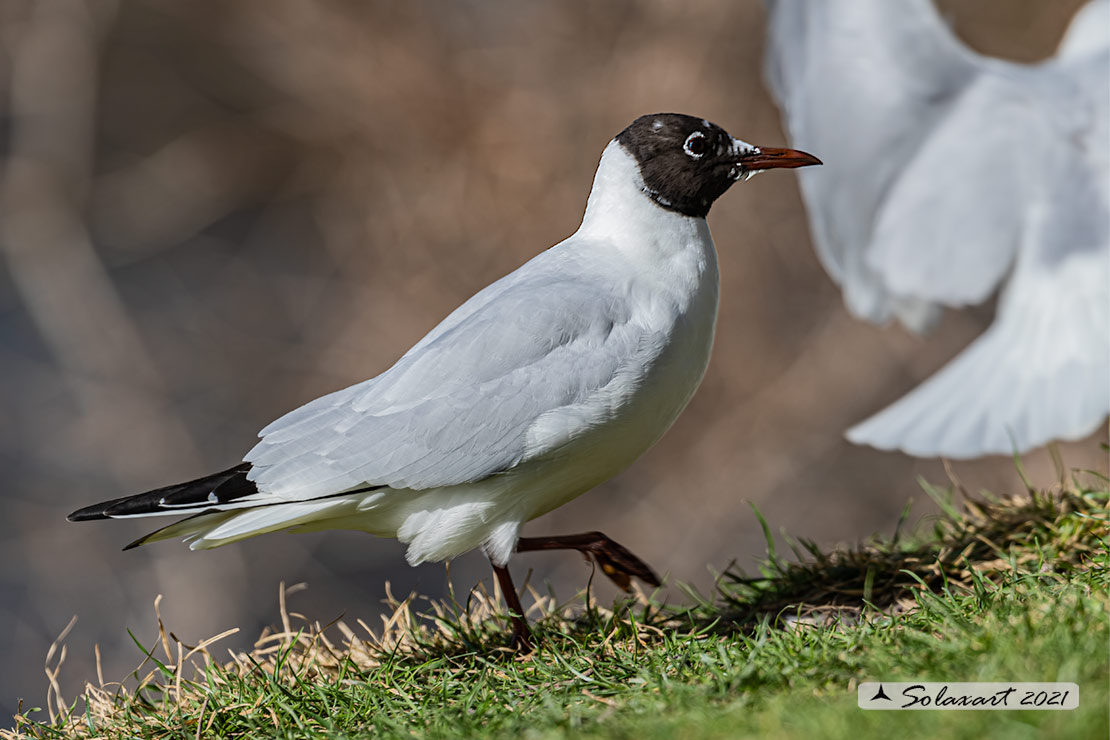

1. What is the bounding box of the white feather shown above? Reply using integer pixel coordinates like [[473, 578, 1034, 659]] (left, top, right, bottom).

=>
[[187, 499, 358, 549], [765, 0, 1110, 457], [175, 141, 721, 564]]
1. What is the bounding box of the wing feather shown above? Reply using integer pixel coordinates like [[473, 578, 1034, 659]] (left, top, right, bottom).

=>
[[848, 140, 1109, 457], [764, 0, 982, 328], [766, 0, 1110, 455], [245, 249, 652, 499]]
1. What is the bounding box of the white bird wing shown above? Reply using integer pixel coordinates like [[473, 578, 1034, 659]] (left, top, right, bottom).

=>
[[764, 0, 990, 330], [867, 0, 1110, 315], [242, 246, 657, 500], [766, 0, 1110, 456], [847, 154, 1110, 457], [763, 0, 1109, 329], [1057, 0, 1110, 60], [864, 67, 1036, 310]]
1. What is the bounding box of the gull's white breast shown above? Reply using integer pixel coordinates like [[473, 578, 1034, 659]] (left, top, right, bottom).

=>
[[184, 142, 722, 566], [379, 143, 721, 565]]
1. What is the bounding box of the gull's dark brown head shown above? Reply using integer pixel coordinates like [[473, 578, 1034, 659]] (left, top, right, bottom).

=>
[[615, 113, 821, 218]]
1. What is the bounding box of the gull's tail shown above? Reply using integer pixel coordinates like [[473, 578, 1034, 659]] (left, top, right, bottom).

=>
[[67, 463, 258, 521], [68, 462, 384, 550], [120, 498, 360, 551]]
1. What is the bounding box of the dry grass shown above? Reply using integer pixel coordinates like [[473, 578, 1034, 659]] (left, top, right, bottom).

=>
[[15, 572, 672, 737], [716, 471, 1107, 625], [6, 473, 1106, 739]]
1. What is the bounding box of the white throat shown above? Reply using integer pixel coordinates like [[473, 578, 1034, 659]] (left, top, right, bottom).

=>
[[572, 140, 720, 318], [577, 141, 707, 251]]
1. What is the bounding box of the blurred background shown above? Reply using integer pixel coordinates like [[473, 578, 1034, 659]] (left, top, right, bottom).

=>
[[0, 0, 1103, 717]]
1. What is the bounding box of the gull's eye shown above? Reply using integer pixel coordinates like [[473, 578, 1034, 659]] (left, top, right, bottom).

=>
[[684, 132, 708, 159]]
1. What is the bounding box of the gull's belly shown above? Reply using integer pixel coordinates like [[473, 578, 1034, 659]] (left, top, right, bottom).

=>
[[510, 278, 720, 522], [346, 272, 720, 566]]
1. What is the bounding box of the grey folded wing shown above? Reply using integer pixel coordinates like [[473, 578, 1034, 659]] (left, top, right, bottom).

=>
[[244, 270, 655, 500]]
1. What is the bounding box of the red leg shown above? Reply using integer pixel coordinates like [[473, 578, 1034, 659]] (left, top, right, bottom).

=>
[[492, 563, 534, 652], [515, 531, 661, 591]]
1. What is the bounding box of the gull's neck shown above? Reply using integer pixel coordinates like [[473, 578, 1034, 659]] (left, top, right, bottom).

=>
[[576, 141, 711, 256], [572, 141, 719, 319]]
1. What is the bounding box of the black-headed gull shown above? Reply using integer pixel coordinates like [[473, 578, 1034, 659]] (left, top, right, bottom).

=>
[[69, 114, 820, 647]]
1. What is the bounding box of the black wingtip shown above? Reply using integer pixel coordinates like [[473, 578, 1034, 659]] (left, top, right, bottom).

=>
[[122, 536, 146, 551], [68, 489, 155, 521], [66, 463, 254, 524], [67, 505, 110, 522]]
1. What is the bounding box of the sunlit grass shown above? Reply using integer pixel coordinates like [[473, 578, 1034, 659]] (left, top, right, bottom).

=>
[[6, 473, 1107, 740]]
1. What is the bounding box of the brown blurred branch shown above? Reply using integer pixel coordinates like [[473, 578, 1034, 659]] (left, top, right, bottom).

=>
[[89, 122, 295, 257], [0, 0, 201, 483]]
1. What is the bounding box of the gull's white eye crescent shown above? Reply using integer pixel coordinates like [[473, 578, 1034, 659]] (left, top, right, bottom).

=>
[[683, 131, 707, 159]]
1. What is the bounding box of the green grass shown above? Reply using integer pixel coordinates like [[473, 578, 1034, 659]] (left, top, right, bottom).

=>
[[7, 474, 1108, 740]]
